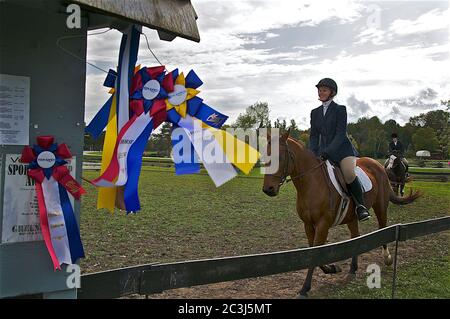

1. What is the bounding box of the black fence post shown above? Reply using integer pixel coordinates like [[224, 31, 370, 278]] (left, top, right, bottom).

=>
[[391, 225, 401, 299]]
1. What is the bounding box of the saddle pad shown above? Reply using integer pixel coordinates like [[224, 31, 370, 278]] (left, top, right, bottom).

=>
[[326, 160, 373, 196]]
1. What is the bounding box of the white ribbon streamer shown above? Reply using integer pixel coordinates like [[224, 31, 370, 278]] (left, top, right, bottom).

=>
[[116, 114, 153, 186], [41, 177, 71, 266], [178, 115, 237, 187]]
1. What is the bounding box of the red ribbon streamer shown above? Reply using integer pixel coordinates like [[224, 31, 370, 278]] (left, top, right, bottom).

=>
[[21, 136, 86, 270]]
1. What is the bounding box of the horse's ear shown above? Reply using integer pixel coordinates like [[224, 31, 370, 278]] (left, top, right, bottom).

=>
[[267, 129, 272, 141], [281, 128, 290, 142]]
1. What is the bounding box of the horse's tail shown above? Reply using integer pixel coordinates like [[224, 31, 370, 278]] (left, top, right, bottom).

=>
[[389, 184, 422, 205]]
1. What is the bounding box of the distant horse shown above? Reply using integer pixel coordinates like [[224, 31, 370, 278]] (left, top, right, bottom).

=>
[[385, 151, 408, 196], [262, 131, 421, 298]]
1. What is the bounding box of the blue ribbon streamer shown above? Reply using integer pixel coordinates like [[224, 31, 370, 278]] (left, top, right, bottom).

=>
[[115, 25, 140, 124], [58, 184, 85, 263], [193, 103, 228, 129], [185, 70, 203, 89], [123, 120, 154, 213], [103, 69, 117, 88], [85, 95, 113, 139], [171, 123, 200, 175]]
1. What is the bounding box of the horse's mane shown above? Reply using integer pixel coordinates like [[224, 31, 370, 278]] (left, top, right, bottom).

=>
[[288, 136, 305, 147], [287, 136, 319, 160]]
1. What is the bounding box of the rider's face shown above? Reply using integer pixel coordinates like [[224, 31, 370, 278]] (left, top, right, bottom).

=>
[[318, 87, 332, 102]]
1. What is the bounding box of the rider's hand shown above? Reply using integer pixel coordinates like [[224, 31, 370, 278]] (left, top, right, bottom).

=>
[[320, 152, 329, 161]]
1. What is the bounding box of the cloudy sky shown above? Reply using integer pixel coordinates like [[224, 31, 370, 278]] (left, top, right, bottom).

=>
[[85, 0, 449, 129]]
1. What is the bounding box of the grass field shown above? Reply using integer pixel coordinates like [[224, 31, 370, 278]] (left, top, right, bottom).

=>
[[80, 168, 449, 298]]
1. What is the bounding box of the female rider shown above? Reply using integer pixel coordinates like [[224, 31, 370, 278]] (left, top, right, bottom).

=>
[[309, 78, 370, 221]]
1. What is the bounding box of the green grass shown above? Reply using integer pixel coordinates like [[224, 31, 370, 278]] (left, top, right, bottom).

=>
[[310, 238, 449, 299], [79, 169, 449, 298], [409, 167, 450, 173]]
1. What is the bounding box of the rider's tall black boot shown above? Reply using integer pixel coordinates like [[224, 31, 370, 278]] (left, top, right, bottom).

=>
[[347, 177, 371, 221]]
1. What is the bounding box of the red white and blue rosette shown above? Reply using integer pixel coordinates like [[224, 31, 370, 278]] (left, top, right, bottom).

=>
[[20, 136, 85, 270]]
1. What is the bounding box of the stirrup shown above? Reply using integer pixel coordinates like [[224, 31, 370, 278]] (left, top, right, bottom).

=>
[[356, 205, 370, 221]]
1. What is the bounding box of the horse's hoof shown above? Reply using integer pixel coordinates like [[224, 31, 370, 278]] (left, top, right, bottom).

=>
[[333, 265, 342, 273], [296, 293, 308, 299], [321, 264, 342, 274], [384, 255, 393, 266]]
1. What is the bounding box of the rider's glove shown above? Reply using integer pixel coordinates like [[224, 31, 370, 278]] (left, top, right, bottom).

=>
[[320, 152, 329, 161]]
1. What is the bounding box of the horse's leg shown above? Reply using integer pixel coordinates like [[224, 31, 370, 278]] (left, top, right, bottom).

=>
[[373, 197, 393, 266], [298, 223, 315, 297], [299, 221, 330, 297], [347, 218, 360, 274], [400, 181, 405, 197]]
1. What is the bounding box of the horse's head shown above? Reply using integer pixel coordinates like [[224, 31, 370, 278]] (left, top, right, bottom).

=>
[[387, 151, 402, 170], [262, 129, 292, 197]]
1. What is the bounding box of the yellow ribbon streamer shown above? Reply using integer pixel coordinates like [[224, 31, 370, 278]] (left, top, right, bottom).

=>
[[204, 122, 260, 174], [97, 94, 118, 212]]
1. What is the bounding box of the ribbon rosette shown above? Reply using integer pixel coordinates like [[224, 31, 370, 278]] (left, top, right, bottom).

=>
[[21, 136, 85, 270], [165, 70, 260, 186], [88, 66, 175, 213], [129, 65, 174, 128]]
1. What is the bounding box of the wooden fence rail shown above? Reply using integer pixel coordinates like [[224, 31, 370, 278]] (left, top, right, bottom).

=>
[[78, 216, 450, 299]]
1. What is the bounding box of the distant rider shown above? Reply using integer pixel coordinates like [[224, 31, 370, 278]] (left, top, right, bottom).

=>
[[386, 133, 409, 175]]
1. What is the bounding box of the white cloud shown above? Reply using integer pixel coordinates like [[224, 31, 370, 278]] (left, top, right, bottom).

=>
[[192, 0, 363, 34], [355, 7, 449, 46], [389, 8, 449, 36], [265, 32, 280, 39], [354, 26, 387, 45], [83, 1, 449, 130]]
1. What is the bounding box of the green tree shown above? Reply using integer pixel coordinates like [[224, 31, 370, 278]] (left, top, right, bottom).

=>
[[384, 119, 401, 137], [233, 101, 271, 129], [84, 132, 105, 151], [409, 110, 449, 158], [273, 118, 287, 130], [412, 127, 440, 153], [147, 122, 172, 156], [349, 116, 387, 157], [288, 119, 301, 140], [402, 123, 416, 157], [299, 132, 310, 147]]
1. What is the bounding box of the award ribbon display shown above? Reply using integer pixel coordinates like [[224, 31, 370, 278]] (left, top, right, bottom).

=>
[[21, 136, 85, 270], [86, 26, 260, 213]]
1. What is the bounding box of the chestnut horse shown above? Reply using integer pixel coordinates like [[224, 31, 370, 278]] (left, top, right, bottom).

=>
[[262, 131, 421, 298]]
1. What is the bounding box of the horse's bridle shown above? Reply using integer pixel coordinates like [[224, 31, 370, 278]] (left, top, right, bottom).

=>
[[268, 140, 325, 187]]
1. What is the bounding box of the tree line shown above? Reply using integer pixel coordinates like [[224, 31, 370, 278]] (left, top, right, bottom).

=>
[[84, 100, 450, 159]]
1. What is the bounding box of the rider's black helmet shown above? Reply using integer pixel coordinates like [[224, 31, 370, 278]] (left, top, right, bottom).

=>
[[316, 78, 338, 94], [391, 133, 398, 138]]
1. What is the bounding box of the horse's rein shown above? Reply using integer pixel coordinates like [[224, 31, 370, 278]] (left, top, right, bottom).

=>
[[269, 141, 325, 187], [269, 140, 334, 213]]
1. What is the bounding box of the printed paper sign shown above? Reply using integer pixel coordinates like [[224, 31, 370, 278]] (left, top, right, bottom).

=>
[[1, 154, 76, 244]]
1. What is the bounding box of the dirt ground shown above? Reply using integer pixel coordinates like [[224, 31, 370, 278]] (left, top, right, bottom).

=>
[[139, 235, 442, 299]]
